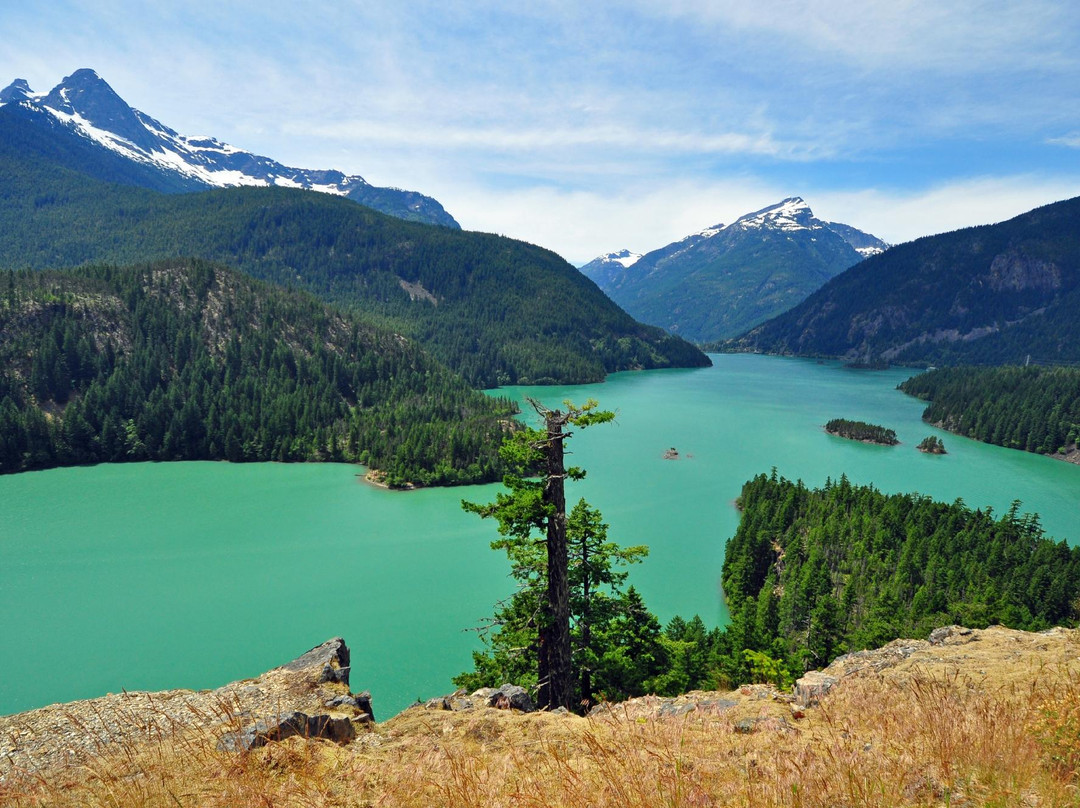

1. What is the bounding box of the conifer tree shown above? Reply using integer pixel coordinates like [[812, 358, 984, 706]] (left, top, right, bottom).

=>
[[462, 398, 615, 710]]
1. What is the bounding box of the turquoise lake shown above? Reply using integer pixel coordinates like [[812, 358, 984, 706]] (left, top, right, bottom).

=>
[[2, 354, 1078, 718]]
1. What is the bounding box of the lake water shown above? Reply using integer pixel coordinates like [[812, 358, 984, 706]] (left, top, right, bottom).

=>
[[2, 354, 1078, 718]]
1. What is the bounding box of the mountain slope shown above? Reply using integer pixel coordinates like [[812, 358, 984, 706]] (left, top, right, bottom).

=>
[[0, 144, 709, 387], [582, 198, 887, 343], [0, 69, 458, 227], [0, 260, 514, 485], [731, 195, 1080, 365]]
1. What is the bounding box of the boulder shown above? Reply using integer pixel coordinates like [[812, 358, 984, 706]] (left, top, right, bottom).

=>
[[793, 670, 838, 707], [280, 637, 351, 686], [218, 711, 357, 752], [324, 691, 374, 722], [487, 684, 535, 712], [928, 625, 974, 646]]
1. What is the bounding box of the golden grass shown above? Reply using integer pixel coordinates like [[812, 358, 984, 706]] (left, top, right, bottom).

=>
[[4, 646, 1079, 807]]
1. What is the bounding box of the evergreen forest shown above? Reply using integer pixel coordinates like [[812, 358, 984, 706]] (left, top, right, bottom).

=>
[[0, 130, 709, 388], [899, 365, 1080, 456], [0, 261, 516, 486], [719, 472, 1080, 676]]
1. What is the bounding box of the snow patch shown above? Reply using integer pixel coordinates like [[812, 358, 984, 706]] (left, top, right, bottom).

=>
[[727, 197, 818, 233]]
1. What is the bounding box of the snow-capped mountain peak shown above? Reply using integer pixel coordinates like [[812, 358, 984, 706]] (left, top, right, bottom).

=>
[[0, 68, 459, 228], [695, 224, 725, 239], [0, 78, 35, 104], [728, 197, 817, 232], [580, 249, 642, 270], [608, 249, 643, 268]]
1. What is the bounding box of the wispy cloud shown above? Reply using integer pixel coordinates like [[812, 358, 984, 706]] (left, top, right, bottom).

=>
[[1048, 133, 1080, 148], [2, 1, 1079, 261], [282, 119, 814, 161]]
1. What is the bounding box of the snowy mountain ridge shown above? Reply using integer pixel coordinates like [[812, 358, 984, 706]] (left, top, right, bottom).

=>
[[580, 197, 889, 343], [0, 69, 458, 228]]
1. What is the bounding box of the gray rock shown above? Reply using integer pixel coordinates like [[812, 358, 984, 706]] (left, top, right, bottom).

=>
[[320, 664, 351, 685], [280, 637, 351, 687], [793, 670, 838, 707], [323, 692, 374, 722], [218, 711, 357, 752], [733, 717, 761, 734], [488, 684, 535, 712], [928, 625, 973, 646], [734, 716, 792, 735], [658, 702, 695, 717]]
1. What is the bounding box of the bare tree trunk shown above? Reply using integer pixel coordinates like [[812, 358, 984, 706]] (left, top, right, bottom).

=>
[[537, 409, 571, 711], [579, 539, 591, 709]]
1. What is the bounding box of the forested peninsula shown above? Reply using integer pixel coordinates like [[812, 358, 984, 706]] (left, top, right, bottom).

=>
[[0, 261, 516, 485], [899, 365, 1080, 462], [720, 472, 1080, 674]]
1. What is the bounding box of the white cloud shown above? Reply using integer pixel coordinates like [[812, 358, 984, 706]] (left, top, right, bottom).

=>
[[282, 119, 809, 160], [436, 175, 1080, 266], [812, 176, 1080, 245], [439, 178, 800, 265], [1048, 133, 1080, 148]]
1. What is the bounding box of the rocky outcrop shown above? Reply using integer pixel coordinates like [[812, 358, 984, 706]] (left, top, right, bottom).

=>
[[0, 637, 372, 775], [218, 711, 358, 752], [986, 251, 1062, 292], [793, 671, 839, 707], [791, 624, 1070, 710]]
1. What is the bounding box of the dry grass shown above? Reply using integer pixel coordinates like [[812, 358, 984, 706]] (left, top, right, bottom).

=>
[[4, 631, 1079, 808]]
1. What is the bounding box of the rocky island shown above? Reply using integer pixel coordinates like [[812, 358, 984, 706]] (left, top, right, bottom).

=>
[[917, 435, 947, 454]]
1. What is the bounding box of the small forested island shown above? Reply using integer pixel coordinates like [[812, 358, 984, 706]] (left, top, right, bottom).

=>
[[916, 435, 947, 454], [824, 418, 899, 445], [899, 365, 1080, 462]]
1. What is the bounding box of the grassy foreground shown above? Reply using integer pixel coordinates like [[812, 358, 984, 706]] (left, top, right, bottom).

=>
[[2, 626, 1078, 807]]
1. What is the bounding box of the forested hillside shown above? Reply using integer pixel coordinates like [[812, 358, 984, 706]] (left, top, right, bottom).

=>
[[0, 139, 709, 387], [720, 472, 1080, 672], [0, 261, 516, 486], [730, 196, 1080, 365], [899, 365, 1080, 457]]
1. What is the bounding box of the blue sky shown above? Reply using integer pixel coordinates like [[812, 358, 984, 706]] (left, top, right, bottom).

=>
[[4, 0, 1080, 264]]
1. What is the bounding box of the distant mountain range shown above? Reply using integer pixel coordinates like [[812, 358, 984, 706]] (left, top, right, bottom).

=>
[[581, 198, 887, 343], [730, 195, 1080, 366], [0, 68, 458, 227]]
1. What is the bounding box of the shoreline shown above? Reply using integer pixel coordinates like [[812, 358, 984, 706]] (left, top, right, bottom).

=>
[[356, 469, 418, 491]]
